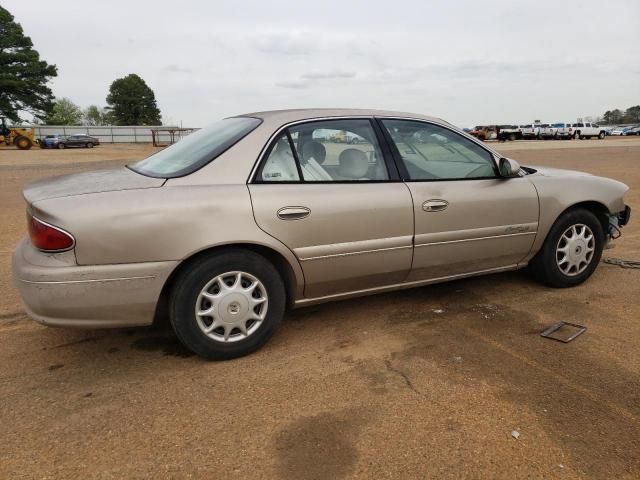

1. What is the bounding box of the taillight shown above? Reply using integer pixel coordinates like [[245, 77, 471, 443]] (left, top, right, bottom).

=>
[[27, 215, 74, 252]]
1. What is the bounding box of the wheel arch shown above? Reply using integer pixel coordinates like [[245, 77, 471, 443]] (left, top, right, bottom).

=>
[[559, 200, 610, 233], [153, 242, 301, 326]]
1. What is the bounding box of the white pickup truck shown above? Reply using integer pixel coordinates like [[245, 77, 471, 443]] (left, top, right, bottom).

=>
[[571, 122, 606, 139]]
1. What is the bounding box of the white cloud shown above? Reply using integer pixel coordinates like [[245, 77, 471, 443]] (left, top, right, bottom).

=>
[[4, 0, 640, 127]]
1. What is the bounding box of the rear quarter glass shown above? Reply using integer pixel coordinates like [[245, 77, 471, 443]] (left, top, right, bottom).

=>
[[130, 117, 262, 178]]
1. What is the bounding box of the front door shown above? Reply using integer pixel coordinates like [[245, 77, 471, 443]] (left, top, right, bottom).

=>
[[249, 118, 414, 298], [379, 118, 539, 281]]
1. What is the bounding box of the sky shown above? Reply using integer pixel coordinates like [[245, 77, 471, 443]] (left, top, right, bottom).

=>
[[5, 0, 640, 127]]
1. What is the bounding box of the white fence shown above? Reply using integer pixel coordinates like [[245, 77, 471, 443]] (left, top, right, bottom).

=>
[[33, 125, 195, 144]]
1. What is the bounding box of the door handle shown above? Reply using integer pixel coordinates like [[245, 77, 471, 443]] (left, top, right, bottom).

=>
[[277, 206, 310, 220], [422, 199, 449, 212]]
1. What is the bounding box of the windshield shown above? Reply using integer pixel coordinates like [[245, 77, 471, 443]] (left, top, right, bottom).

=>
[[130, 117, 262, 178]]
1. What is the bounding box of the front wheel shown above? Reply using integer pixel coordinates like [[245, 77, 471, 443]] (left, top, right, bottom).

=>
[[598, 132, 605, 139], [87, 142, 94, 148], [529, 209, 604, 288], [170, 249, 286, 360], [573, 131, 581, 140], [57, 143, 65, 149]]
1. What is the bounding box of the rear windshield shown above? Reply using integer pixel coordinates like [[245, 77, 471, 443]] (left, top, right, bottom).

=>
[[129, 117, 262, 178]]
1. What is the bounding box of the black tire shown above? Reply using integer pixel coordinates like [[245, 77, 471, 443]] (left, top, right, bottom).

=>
[[14, 135, 32, 150], [573, 131, 581, 140], [598, 132, 605, 139], [169, 249, 286, 360], [87, 142, 94, 148], [529, 209, 604, 288], [57, 143, 65, 149]]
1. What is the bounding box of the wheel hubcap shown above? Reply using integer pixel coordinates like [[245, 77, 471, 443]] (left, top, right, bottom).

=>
[[195, 271, 268, 343], [556, 224, 595, 276]]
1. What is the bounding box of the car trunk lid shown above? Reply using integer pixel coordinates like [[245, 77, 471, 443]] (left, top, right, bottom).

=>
[[23, 167, 165, 205]]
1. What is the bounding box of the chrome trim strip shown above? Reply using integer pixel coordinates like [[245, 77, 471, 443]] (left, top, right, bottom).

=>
[[415, 231, 536, 248], [299, 244, 412, 262], [20, 275, 155, 285], [294, 264, 518, 306]]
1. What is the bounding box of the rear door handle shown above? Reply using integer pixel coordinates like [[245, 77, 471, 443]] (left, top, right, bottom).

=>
[[277, 206, 310, 220], [422, 199, 449, 212]]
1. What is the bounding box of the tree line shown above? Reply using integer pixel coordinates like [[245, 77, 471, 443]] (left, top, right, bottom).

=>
[[0, 6, 162, 126], [598, 106, 640, 125]]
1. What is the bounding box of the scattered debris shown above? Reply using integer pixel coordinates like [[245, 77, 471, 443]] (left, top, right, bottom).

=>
[[603, 257, 640, 269], [47, 364, 64, 371], [511, 430, 520, 439], [452, 356, 463, 362], [541, 322, 587, 343], [433, 309, 444, 314]]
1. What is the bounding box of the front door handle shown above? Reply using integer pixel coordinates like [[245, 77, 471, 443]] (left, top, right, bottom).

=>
[[277, 206, 311, 220], [422, 199, 449, 212]]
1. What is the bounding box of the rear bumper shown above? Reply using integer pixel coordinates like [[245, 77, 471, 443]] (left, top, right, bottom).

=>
[[12, 237, 178, 328]]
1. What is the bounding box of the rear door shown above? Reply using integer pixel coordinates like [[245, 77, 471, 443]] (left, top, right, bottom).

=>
[[379, 118, 539, 281], [249, 118, 414, 298]]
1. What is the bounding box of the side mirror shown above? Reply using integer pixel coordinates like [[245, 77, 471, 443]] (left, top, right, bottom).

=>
[[498, 157, 521, 178]]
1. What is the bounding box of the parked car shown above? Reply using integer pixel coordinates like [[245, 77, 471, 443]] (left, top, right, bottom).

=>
[[571, 122, 606, 139], [40, 134, 66, 148], [469, 125, 498, 141], [41, 134, 100, 149], [624, 126, 640, 136], [59, 134, 100, 149], [520, 124, 542, 139], [549, 122, 574, 139], [497, 125, 523, 141], [13, 109, 631, 360]]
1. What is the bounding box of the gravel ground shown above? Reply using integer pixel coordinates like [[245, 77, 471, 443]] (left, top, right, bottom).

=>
[[1, 138, 639, 479]]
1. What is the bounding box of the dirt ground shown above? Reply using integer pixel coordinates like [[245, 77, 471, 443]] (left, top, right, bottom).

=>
[[1, 138, 639, 479]]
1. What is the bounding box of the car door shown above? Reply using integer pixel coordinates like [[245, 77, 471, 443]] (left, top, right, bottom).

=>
[[379, 118, 539, 281], [249, 118, 414, 298]]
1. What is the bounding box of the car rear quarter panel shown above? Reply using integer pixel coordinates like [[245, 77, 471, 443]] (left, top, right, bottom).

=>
[[30, 185, 305, 298], [524, 173, 628, 261]]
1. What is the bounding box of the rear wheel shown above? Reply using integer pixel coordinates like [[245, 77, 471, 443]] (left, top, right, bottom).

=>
[[57, 143, 65, 149], [170, 249, 286, 360], [529, 209, 604, 288], [14, 136, 32, 150]]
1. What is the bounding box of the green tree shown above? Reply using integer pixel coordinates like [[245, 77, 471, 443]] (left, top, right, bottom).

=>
[[45, 98, 83, 125], [83, 105, 108, 126], [623, 105, 640, 123], [106, 74, 162, 125], [0, 6, 57, 122]]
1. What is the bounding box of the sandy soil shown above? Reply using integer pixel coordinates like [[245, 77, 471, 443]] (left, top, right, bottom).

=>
[[1, 137, 639, 479]]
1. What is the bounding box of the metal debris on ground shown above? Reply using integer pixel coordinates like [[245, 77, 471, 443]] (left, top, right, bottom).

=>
[[603, 257, 640, 269], [540, 322, 587, 343], [511, 430, 520, 439]]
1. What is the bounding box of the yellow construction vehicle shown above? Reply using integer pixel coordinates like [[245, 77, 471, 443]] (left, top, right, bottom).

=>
[[0, 118, 38, 150]]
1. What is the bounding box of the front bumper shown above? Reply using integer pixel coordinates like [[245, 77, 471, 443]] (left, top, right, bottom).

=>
[[12, 237, 178, 328]]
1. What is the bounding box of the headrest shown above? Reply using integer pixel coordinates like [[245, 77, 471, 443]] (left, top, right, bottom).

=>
[[300, 141, 326, 164], [338, 148, 369, 179]]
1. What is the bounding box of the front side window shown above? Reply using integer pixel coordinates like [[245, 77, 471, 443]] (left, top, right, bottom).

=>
[[257, 119, 389, 182], [381, 119, 496, 181], [130, 117, 261, 178]]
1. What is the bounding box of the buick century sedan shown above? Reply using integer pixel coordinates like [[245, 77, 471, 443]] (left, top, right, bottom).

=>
[[13, 109, 631, 359]]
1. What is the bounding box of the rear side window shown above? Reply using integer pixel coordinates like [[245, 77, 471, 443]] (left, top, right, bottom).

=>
[[256, 119, 389, 182], [130, 117, 261, 178]]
